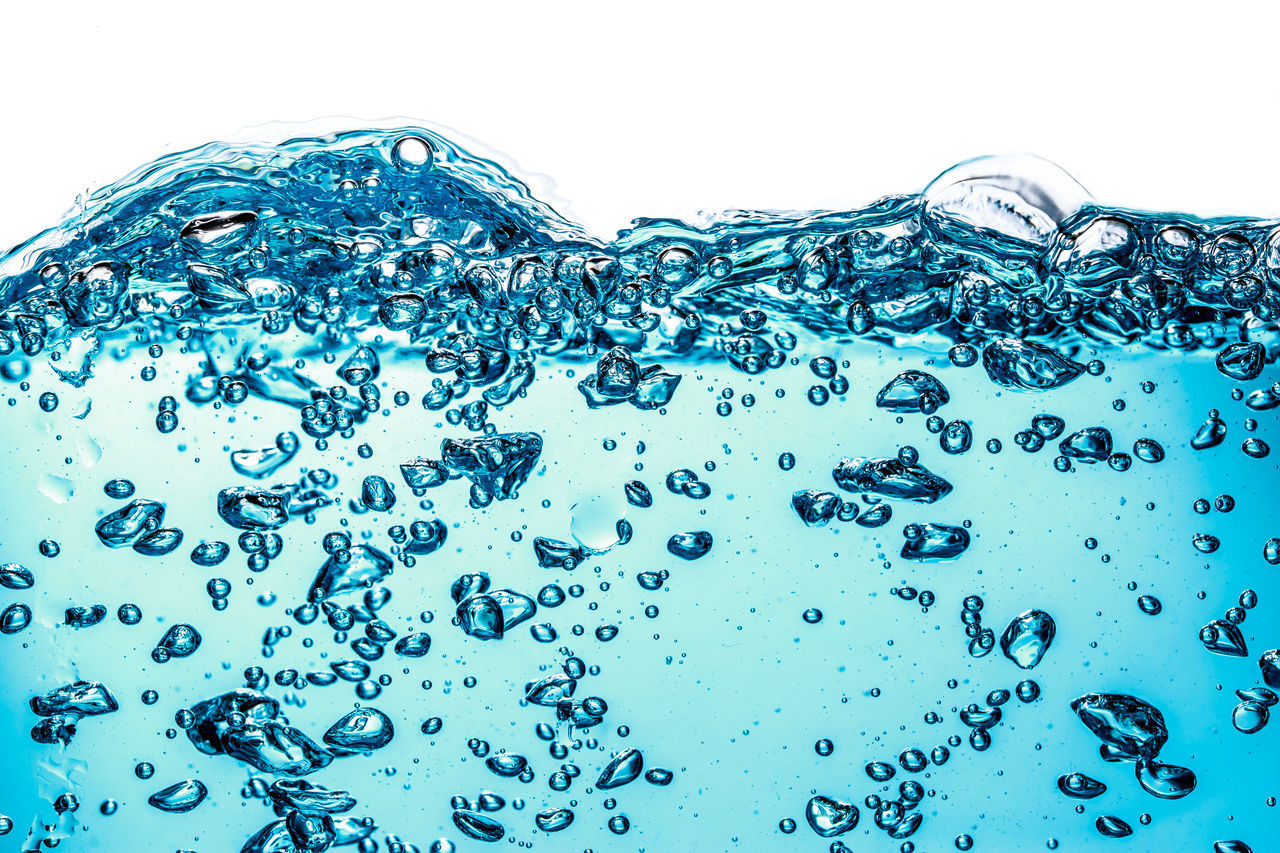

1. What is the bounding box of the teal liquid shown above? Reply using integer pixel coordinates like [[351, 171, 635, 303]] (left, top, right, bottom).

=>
[[0, 128, 1275, 852]]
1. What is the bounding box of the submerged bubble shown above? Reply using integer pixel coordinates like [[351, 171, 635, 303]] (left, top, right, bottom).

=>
[[216, 488, 290, 530], [360, 476, 396, 512], [1059, 427, 1112, 463], [1, 603, 33, 635], [323, 707, 394, 752], [949, 344, 979, 367], [1071, 693, 1168, 759], [1133, 438, 1165, 463], [805, 795, 859, 837], [624, 479, 653, 508], [1242, 437, 1270, 458], [535, 807, 574, 832], [452, 809, 503, 842], [596, 748, 644, 789], [875, 370, 950, 414], [901, 522, 970, 561], [1232, 701, 1269, 734], [155, 624, 202, 661], [792, 489, 841, 527], [102, 478, 135, 499], [0, 563, 35, 590], [95, 499, 166, 547], [1215, 342, 1266, 381], [1192, 413, 1228, 450], [1001, 609, 1056, 669], [667, 531, 713, 560], [147, 779, 208, 813], [1137, 595, 1162, 615], [231, 440, 299, 479], [1258, 649, 1280, 688], [1135, 760, 1197, 799], [400, 457, 448, 490], [191, 541, 231, 567], [1213, 842, 1254, 853], [1200, 618, 1248, 657], [1095, 815, 1133, 838], [832, 457, 952, 503], [440, 432, 542, 501], [1057, 772, 1106, 799], [940, 419, 973, 454], [982, 339, 1085, 391], [65, 604, 107, 628], [338, 346, 380, 386]]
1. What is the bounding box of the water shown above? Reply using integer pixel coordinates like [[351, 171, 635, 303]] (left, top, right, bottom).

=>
[[0, 125, 1276, 852]]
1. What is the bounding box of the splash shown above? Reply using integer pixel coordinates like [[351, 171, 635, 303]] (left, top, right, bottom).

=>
[[2, 129, 1276, 391]]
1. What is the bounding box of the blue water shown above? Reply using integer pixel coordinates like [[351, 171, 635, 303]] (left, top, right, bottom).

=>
[[0, 127, 1276, 853]]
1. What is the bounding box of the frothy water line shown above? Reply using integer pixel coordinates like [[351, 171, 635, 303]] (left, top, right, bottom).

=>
[[2, 128, 1277, 374]]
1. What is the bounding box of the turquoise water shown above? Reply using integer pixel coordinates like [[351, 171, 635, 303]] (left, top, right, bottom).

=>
[[0, 127, 1276, 852]]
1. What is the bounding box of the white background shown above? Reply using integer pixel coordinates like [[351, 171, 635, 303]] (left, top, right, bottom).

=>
[[0, 5, 1277, 851], [4, 0, 1280, 251]]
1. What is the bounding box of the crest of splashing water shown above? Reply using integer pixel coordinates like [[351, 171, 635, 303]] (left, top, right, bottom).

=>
[[1, 126, 1277, 384]]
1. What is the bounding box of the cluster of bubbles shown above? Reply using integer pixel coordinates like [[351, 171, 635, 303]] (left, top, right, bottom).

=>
[[2, 131, 1279, 427]]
